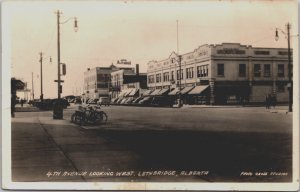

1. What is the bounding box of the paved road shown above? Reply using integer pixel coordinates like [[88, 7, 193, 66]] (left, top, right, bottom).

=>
[[11, 105, 293, 182]]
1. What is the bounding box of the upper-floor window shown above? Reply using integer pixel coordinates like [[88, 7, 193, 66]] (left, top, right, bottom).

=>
[[177, 69, 183, 80], [197, 65, 209, 77], [239, 64, 246, 77], [217, 64, 224, 76], [186, 67, 194, 79], [278, 64, 284, 77], [264, 64, 271, 77], [171, 71, 174, 81], [163, 72, 169, 82], [156, 73, 161, 83], [254, 64, 261, 77], [148, 75, 155, 84]]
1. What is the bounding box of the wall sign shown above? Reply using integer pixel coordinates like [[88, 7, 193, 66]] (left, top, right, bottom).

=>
[[217, 48, 245, 54]]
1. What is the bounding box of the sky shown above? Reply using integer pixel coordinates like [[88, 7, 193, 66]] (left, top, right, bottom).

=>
[[4, 0, 298, 99]]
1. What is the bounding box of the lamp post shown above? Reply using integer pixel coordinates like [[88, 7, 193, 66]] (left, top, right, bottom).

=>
[[55, 10, 78, 99], [275, 23, 292, 112], [39, 52, 43, 101], [53, 10, 78, 119], [176, 20, 183, 108]]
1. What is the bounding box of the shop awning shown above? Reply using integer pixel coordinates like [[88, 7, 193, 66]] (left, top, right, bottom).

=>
[[180, 86, 194, 95], [118, 89, 129, 97], [188, 85, 209, 95], [150, 89, 162, 96], [143, 90, 153, 96], [119, 89, 132, 97], [168, 88, 180, 95], [128, 88, 139, 96], [124, 88, 135, 97], [157, 88, 169, 96]]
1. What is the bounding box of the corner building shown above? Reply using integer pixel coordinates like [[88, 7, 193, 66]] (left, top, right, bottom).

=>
[[147, 43, 292, 105]]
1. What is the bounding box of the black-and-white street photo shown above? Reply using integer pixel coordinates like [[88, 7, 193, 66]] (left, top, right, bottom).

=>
[[2, 0, 299, 191]]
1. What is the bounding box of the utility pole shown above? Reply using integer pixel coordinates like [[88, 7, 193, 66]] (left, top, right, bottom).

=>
[[275, 22, 293, 112], [31, 72, 34, 100], [56, 10, 62, 99], [287, 23, 292, 112], [39, 52, 43, 101], [177, 20, 182, 107]]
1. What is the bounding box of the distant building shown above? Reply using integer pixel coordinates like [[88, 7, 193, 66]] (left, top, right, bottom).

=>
[[147, 43, 292, 105], [83, 63, 134, 100], [110, 64, 147, 99]]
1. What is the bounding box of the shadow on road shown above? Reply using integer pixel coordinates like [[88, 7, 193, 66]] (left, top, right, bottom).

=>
[[91, 129, 292, 182]]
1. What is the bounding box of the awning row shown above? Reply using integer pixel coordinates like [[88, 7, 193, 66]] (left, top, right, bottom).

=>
[[118, 85, 209, 97], [145, 85, 209, 96], [118, 88, 139, 97]]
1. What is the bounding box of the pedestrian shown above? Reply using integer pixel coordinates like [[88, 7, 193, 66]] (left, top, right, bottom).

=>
[[21, 99, 24, 107], [11, 95, 16, 117], [265, 94, 270, 109], [271, 94, 277, 108]]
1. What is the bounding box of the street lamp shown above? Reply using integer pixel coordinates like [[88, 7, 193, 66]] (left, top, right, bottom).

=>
[[53, 10, 78, 119], [275, 23, 292, 112], [172, 54, 183, 108], [55, 10, 78, 100], [176, 20, 183, 108]]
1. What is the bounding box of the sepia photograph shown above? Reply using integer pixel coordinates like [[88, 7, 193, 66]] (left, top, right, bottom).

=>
[[1, 0, 299, 191]]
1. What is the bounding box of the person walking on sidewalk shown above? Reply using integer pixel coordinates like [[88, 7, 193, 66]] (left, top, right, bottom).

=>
[[265, 94, 271, 109], [271, 94, 277, 109]]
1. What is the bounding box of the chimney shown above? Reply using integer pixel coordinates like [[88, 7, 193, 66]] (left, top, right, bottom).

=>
[[136, 64, 139, 76]]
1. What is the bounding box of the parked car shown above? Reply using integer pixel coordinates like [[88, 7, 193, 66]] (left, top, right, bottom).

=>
[[88, 99, 98, 104], [51, 98, 69, 109], [97, 97, 110, 106]]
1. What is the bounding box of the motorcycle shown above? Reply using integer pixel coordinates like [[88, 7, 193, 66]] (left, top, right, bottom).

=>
[[71, 105, 107, 125]]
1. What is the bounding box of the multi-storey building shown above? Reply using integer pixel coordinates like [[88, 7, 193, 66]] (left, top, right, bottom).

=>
[[110, 64, 147, 99], [83, 63, 134, 100], [147, 43, 292, 104]]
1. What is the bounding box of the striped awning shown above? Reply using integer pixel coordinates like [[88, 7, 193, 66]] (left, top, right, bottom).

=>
[[124, 88, 135, 97], [180, 86, 194, 95], [157, 88, 169, 95], [143, 90, 153, 96], [168, 88, 180, 95], [118, 89, 129, 97], [188, 85, 209, 95], [150, 89, 161, 96], [129, 88, 139, 96]]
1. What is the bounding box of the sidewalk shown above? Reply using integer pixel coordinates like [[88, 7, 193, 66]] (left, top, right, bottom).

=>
[[11, 111, 83, 182]]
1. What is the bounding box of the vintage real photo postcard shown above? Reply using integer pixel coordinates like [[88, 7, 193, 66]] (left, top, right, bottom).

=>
[[1, 0, 299, 191]]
